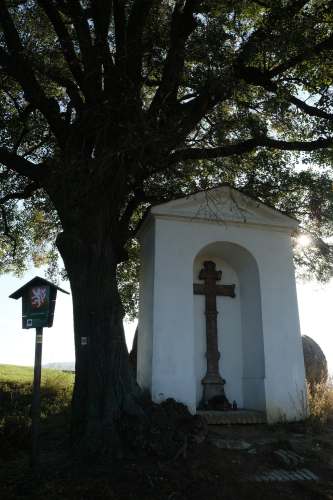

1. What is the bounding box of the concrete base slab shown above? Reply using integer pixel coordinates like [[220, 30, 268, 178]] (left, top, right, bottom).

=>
[[197, 409, 266, 425], [251, 468, 319, 482]]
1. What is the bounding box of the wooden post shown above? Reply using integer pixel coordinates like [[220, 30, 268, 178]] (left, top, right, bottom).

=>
[[9, 277, 69, 469], [31, 326, 43, 469]]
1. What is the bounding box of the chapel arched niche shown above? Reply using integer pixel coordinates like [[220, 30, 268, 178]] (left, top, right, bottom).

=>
[[193, 241, 266, 411]]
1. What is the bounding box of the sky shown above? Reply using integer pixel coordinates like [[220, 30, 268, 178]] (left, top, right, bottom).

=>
[[0, 270, 137, 367], [0, 269, 332, 374]]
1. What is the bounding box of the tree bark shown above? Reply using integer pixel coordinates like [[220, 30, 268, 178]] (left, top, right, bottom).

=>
[[129, 326, 138, 372], [56, 228, 142, 456]]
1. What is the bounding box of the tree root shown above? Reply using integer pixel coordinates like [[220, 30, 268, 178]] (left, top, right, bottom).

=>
[[169, 436, 188, 463]]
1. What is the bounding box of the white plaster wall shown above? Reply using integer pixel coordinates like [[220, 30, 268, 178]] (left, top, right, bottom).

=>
[[148, 216, 306, 421], [150, 218, 197, 412], [137, 220, 155, 391], [194, 257, 243, 407], [254, 234, 308, 421]]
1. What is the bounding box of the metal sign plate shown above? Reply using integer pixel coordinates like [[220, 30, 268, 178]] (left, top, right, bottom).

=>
[[22, 285, 50, 329]]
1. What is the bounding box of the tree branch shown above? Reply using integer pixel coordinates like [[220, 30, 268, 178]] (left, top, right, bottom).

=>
[[22, 134, 51, 158], [32, 59, 84, 111], [37, 0, 85, 91], [0, 204, 17, 255], [257, 136, 333, 152], [0, 182, 39, 204], [237, 1, 310, 66], [150, 0, 201, 116], [113, 0, 127, 70], [126, 0, 154, 90], [278, 93, 333, 121], [120, 188, 147, 228], [157, 1, 332, 142], [0, 8, 66, 145], [174, 81, 233, 144], [65, 0, 98, 96], [236, 67, 333, 121], [0, 148, 45, 181], [169, 136, 333, 162], [90, 0, 115, 92], [0, 180, 38, 258], [0, 177, 42, 258], [236, 2, 333, 77], [268, 34, 333, 78]]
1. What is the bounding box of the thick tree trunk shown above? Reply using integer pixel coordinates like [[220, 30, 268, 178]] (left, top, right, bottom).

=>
[[129, 326, 138, 372], [56, 229, 142, 455]]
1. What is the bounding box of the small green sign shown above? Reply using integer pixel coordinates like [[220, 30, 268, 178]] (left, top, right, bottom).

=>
[[23, 285, 50, 328], [9, 276, 69, 329], [22, 285, 50, 328]]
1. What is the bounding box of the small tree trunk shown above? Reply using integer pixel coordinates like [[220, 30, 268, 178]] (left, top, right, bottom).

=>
[[57, 230, 142, 455]]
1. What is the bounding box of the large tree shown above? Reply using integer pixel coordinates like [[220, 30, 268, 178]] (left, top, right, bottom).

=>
[[1, 0, 333, 450]]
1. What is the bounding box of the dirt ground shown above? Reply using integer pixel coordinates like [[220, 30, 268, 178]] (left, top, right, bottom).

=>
[[1, 415, 333, 500]]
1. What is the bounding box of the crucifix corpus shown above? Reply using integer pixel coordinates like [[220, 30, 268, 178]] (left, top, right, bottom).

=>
[[193, 260, 236, 410]]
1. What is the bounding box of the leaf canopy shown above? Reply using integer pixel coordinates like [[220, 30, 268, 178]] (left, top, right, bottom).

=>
[[0, 0, 332, 316]]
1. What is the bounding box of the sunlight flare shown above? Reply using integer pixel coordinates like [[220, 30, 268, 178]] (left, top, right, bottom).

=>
[[297, 234, 312, 248]]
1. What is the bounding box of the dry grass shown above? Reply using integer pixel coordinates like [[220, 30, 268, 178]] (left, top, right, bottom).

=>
[[307, 376, 333, 428]]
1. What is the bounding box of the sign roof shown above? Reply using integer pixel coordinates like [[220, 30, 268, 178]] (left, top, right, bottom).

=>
[[9, 276, 69, 300]]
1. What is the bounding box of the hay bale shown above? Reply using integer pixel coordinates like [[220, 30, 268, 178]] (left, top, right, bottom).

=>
[[302, 335, 328, 387]]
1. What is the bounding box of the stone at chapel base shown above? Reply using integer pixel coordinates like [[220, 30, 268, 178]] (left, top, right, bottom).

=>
[[302, 335, 328, 387]]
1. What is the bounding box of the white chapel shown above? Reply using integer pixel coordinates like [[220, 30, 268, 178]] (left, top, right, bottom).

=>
[[136, 184, 307, 423]]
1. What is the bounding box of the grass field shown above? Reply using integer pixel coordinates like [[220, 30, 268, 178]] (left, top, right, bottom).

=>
[[0, 364, 74, 416], [0, 363, 74, 386], [0, 363, 74, 459]]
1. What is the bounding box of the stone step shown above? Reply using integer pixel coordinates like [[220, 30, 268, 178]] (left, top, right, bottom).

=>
[[197, 409, 267, 425], [251, 468, 319, 482]]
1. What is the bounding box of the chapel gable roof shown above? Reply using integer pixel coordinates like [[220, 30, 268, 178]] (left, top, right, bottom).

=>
[[142, 184, 299, 232]]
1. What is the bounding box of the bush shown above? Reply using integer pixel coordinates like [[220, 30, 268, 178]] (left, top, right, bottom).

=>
[[0, 368, 73, 457], [0, 415, 31, 453], [40, 373, 73, 417]]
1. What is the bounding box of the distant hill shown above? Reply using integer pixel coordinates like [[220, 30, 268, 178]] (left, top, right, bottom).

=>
[[43, 362, 75, 371]]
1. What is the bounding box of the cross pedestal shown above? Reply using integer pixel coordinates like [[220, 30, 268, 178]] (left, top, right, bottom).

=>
[[193, 260, 236, 410]]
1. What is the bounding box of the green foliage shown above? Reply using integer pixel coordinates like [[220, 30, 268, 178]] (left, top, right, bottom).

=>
[[117, 239, 140, 321], [0, 183, 61, 275], [0, 0, 332, 318]]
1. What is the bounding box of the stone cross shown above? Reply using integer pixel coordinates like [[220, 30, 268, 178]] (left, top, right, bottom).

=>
[[193, 260, 236, 409]]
